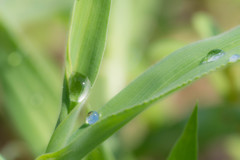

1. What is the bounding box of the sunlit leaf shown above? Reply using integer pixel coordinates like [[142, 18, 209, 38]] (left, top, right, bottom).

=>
[[37, 26, 240, 159], [45, 0, 111, 153]]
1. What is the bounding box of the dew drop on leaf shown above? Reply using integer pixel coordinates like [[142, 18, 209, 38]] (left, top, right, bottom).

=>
[[229, 54, 240, 63], [69, 72, 91, 103], [200, 49, 225, 64], [86, 111, 100, 125]]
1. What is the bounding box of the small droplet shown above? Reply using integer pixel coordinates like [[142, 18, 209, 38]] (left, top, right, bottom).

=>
[[229, 54, 240, 63], [69, 72, 91, 103], [86, 111, 100, 125], [201, 49, 225, 64]]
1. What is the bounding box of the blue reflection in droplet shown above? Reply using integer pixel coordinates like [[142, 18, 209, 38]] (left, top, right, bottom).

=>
[[86, 111, 100, 125], [229, 54, 240, 63]]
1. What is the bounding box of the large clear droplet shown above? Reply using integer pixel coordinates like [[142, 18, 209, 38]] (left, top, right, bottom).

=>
[[86, 111, 100, 125], [229, 54, 240, 63], [201, 49, 225, 64], [69, 72, 91, 103]]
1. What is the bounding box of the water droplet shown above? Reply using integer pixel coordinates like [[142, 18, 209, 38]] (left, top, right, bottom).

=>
[[86, 111, 100, 125], [8, 52, 22, 67], [69, 72, 91, 103], [229, 54, 240, 63], [201, 49, 225, 64]]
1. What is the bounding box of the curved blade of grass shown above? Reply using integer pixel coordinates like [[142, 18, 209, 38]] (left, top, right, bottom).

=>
[[134, 103, 240, 158], [37, 26, 240, 159], [167, 105, 198, 160], [0, 23, 61, 155], [0, 0, 71, 156], [0, 66, 59, 154], [66, 0, 111, 83], [46, 0, 111, 153], [83, 144, 115, 160]]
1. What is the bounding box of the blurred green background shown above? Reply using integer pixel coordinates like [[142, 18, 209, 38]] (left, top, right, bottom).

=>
[[0, 0, 240, 159]]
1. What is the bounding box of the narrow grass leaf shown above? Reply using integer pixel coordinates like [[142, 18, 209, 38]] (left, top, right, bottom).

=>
[[37, 26, 240, 159], [83, 144, 115, 160], [0, 24, 60, 155], [46, 0, 111, 153], [167, 105, 198, 160], [135, 104, 240, 157], [66, 0, 111, 83]]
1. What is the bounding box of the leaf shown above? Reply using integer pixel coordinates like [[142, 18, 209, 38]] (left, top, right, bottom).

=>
[[84, 147, 107, 160], [37, 26, 240, 160], [167, 105, 198, 160], [65, 0, 111, 84], [134, 104, 240, 158], [83, 143, 115, 160], [0, 23, 61, 155], [45, 0, 111, 153]]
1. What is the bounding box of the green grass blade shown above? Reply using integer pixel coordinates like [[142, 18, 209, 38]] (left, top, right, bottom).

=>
[[83, 144, 115, 160], [0, 58, 60, 155], [66, 0, 111, 84], [134, 104, 240, 158], [167, 105, 198, 160], [0, 24, 61, 155], [46, 0, 111, 153], [37, 26, 240, 159]]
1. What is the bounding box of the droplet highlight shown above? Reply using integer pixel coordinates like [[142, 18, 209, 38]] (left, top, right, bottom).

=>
[[86, 111, 100, 125], [201, 49, 225, 64], [229, 54, 240, 63], [69, 72, 91, 103]]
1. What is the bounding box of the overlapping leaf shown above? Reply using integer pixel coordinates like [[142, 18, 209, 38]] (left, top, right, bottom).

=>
[[0, 19, 61, 155], [45, 0, 112, 153], [37, 25, 240, 159]]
